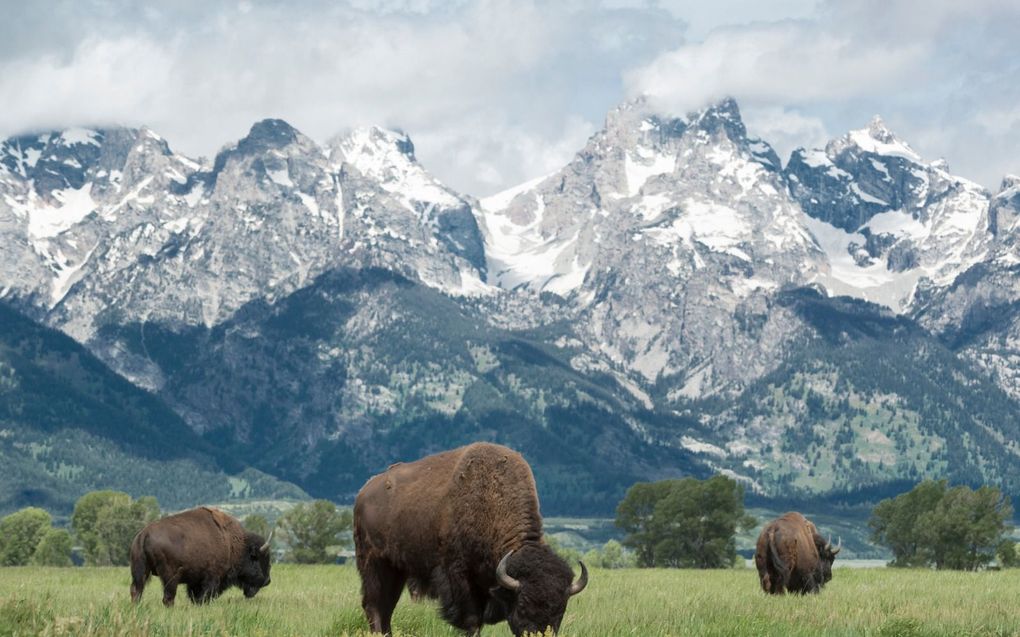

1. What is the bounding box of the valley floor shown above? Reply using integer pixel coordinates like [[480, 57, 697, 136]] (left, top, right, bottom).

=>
[[1, 565, 1017, 636]]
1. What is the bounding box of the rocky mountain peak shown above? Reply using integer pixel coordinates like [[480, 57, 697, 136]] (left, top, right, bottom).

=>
[[865, 115, 894, 142], [829, 116, 922, 164], [238, 118, 303, 153], [689, 97, 746, 139], [990, 174, 1020, 238], [999, 174, 1020, 197], [330, 126, 417, 176]]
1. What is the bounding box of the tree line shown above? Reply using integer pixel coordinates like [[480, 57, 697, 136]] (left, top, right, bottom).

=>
[[0, 492, 353, 567], [2, 477, 1015, 571], [611, 476, 1014, 571]]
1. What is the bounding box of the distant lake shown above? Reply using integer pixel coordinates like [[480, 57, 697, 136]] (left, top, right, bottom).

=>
[[745, 558, 887, 569]]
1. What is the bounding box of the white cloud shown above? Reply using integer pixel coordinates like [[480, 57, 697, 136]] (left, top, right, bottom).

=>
[[0, 1, 685, 196], [741, 106, 829, 162], [0, 0, 1017, 191], [624, 0, 1020, 185]]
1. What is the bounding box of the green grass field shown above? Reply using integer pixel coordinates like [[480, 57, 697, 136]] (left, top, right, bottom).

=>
[[1, 565, 1018, 636]]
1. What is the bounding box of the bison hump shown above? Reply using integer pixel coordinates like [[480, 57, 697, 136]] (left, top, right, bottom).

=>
[[201, 506, 234, 532]]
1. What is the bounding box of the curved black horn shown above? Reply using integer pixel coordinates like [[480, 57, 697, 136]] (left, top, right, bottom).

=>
[[260, 529, 274, 553], [495, 551, 521, 591], [568, 560, 588, 596]]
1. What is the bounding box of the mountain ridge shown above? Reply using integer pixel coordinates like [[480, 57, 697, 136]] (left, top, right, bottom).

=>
[[2, 97, 1019, 514]]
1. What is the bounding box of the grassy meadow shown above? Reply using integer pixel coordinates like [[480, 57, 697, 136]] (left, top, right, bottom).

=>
[[1, 564, 1019, 636]]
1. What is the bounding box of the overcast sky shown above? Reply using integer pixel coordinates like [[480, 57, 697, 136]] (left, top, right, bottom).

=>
[[1, 0, 1017, 195]]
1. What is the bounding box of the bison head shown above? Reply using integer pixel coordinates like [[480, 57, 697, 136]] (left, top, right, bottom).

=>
[[815, 535, 842, 585], [239, 531, 273, 598], [488, 544, 587, 636]]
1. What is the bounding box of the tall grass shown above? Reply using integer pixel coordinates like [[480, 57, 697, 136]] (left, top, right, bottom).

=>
[[1, 565, 1018, 636]]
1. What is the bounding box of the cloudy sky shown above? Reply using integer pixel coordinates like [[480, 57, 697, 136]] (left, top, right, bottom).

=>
[[1, 0, 1017, 195]]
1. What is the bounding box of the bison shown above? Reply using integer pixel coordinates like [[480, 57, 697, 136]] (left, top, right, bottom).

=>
[[755, 511, 840, 595], [129, 506, 273, 606], [354, 442, 588, 636]]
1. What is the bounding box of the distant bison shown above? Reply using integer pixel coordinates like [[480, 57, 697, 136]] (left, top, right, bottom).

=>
[[130, 506, 272, 606], [354, 442, 588, 636], [755, 511, 840, 594]]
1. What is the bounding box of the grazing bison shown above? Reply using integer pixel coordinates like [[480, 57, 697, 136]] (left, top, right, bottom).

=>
[[129, 506, 272, 606], [755, 511, 840, 595], [354, 442, 588, 636]]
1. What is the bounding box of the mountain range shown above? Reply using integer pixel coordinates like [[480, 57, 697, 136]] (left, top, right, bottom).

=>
[[1, 96, 1018, 516]]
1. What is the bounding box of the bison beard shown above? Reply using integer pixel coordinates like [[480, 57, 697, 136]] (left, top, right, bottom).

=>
[[129, 507, 272, 606], [354, 442, 587, 636], [755, 511, 840, 595]]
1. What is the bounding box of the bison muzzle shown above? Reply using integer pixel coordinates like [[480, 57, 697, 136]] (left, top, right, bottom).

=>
[[354, 442, 588, 636], [129, 506, 272, 606]]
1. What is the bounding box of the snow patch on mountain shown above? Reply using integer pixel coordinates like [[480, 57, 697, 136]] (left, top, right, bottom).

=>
[[26, 183, 97, 239]]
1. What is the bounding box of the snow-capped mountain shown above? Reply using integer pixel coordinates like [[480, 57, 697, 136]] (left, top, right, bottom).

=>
[[786, 116, 991, 311], [0, 119, 488, 384], [2, 97, 1020, 513], [480, 98, 825, 393]]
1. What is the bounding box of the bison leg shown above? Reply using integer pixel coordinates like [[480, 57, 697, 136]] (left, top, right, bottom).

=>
[[432, 567, 482, 635], [159, 567, 185, 607], [187, 576, 221, 604], [359, 557, 406, 635]]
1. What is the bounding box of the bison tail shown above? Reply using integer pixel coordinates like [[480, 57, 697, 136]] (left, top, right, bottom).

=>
[[129, 531, 151, 603], [766, 530, 788, 593]]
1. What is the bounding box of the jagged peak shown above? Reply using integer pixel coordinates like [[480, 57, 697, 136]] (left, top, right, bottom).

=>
[[998, 174, 1020, 197], [328, 126, 422, 182], [337, 125, 415, 160], [865, 115, 895, 142], [832, 116, 922, 163], [688, 97, 746, 137], [236, 118, 305, 154]]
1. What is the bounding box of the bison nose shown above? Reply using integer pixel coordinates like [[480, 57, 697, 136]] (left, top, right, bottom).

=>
[[265, 578, 271, 587]]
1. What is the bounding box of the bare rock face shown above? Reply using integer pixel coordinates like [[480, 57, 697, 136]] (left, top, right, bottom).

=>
[[478, 98, 825, 398]]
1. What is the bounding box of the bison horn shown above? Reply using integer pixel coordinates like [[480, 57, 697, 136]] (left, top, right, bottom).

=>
[[568, 560, 588, 596], [495, 551, 521, 591], [832, 536, 842, 556], [260, 529, 274, 554]]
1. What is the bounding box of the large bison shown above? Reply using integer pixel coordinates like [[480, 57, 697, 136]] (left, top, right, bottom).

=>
[[129, 506, 273, 606], [354, 442, 588, 636], [755, 511, 840, 594]]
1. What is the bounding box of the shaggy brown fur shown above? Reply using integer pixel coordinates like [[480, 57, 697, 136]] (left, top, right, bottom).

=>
[[129, 506, 271, 606], [754, 511, 840, 595], [354, 442, 586, 636]]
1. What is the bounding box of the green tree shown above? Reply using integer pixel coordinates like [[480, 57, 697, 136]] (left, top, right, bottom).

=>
[[917, 485, 1013, 570], [72, 490, 131, 565], [615, 481, 669, 567], [31, 529, 73, 567], [71, 491, 159, 566], [277, 500, 351, 564], [869, 479, 947, 567], [93, 497, 161, 566], [0, 508, 52, 566], [580, 540, 635, 569], [870, 480, 1013, 570], [616, 475, 755, 569], [598, 540, 635, 569], [997, 540, 1018, 568], [243, 514, 271, 539]]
